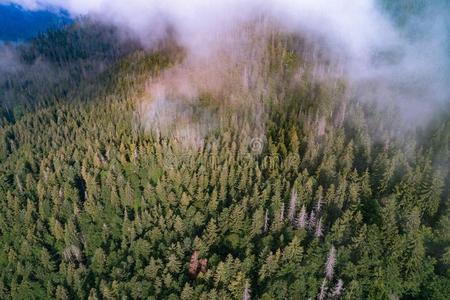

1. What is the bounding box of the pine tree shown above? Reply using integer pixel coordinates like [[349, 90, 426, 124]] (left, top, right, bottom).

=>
[[296, 205, 307, 229], [243, 280, 251, 300], [315, 217, 323, 238], [308, 211, 316, 230], [325, 246, 336, 280], [280, 203, 285, 223], [288, 188, 297, 224], [263, 209, 269, 233], [318, 278, 327, 300], [331, 279, 344, 299], [181, 283, 194, 300]]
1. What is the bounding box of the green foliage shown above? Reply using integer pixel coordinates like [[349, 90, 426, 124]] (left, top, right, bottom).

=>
[[0, 20, 449, 300]]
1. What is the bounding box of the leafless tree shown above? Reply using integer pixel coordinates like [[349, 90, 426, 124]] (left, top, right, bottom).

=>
[[325, 246, 336, 279], [288, 188, 297, 224]]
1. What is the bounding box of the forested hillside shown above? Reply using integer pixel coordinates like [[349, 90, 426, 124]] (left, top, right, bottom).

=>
[[0, 17, 449, 300]]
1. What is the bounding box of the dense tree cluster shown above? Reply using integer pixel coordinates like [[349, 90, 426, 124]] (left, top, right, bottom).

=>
[[0, 18, 449, 300]]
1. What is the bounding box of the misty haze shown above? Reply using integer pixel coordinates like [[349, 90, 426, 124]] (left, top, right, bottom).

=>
[[0, 1, 449, 299]]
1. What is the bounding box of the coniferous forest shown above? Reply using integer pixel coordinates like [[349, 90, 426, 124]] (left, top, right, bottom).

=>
[[0, 4, 449, 300]]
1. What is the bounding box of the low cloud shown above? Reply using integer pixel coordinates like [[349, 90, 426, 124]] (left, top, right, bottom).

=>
[[2, 0, 448, 128]]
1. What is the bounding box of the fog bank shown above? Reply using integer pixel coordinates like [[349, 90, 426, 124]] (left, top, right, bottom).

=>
[[2, 0, 449, 126]]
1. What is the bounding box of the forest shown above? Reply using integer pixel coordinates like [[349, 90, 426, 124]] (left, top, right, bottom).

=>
[[0, 5, 449, 300]]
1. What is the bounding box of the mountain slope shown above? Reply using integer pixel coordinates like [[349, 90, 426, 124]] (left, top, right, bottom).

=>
[[0, 4, 71, 41], [0, 19, 449, 299]]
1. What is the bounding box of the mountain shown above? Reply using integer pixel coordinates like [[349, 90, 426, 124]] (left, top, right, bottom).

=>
[[0, 15, 449, 300], [0, 4, 71, 42]]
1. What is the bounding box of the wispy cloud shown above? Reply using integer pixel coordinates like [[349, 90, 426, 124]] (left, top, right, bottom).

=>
[[1, 0, 448, 124]]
